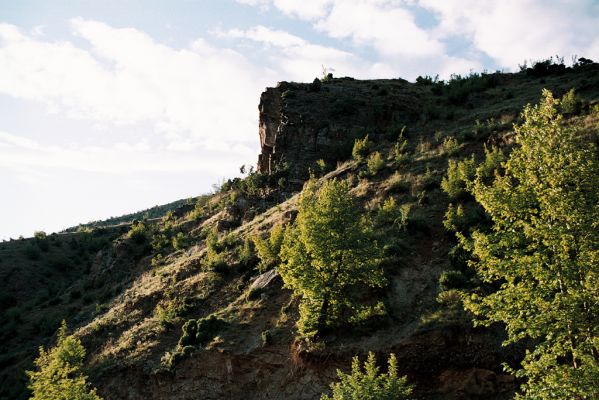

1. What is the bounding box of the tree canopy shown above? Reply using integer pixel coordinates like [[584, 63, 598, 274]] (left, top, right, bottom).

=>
[[461, 90, 599, 398], [321, 352, 413, 400], [279, 178, 385, 337], [27, 321, 103, 400]]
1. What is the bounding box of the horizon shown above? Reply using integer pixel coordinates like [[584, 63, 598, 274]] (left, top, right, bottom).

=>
[[1, 0, 598, 240]]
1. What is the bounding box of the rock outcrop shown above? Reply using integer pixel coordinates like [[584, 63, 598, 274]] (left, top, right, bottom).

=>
[[256, 78, 424, 182]]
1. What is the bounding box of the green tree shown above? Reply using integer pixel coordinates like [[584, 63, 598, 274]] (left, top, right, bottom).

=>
[[460, 90, 599, 399], [27, 321, 103, 400], [321, 352, 413, 400], [279, 179, 385, 337]]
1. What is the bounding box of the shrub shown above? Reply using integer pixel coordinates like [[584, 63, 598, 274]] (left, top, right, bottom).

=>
[[560, 88, 582, 115], [309, 78, 322, 92], [391, 133, 410, 164], [253, 224, 284, 272], [321, 352, 413, 400], [440, 136, 459, 156], [178, 315, 226, 348], [441, 156, 476, 200], [171, 232, 186, 250], [127, 220, 151, 244], [366, 151, 385, 175], [237, 239, 257, 270], [352, 135, 371, 162], [439, 270, 469, 291], [33, 231, 47, 240]]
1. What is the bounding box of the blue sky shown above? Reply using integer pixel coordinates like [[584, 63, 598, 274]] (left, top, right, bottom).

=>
[[1, 0, 598, 239]]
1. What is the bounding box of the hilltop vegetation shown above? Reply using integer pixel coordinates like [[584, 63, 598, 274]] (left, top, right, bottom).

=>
[[1, 57, 598, 400]]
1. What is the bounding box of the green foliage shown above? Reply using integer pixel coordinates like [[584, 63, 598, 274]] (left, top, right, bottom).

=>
[[438, 270, 469, 291], [253, 224, 285, 272], [126, 220, 151, 244], [391, 132, 410, 164], [441, 156, 476, 200], [171, 232, 186, 250], [559, 88, 582, 115], [204, 228, 228, 272], [366, 151, 385, 175], [432, 72, 499, 104], [461, 90, 599, 398], [440, 136, 459, 156], [154, 299, 189, 329], [321, 352, 413, 400], [352, 135, 371, 162], [27, 321, 103, 400], [178, 315, 226, 348], [237, 238, 257, 270], [279, 179, 385, 337], [376, 198, 411, 231], [34, 231, 47, 240]]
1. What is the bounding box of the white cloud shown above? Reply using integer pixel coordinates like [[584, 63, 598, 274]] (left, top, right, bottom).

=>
[[216, 25, 368, 80], [0, 19, 268, 148], [238, 0, 599, 74], [0, 129, 249, 174], [419, 0, 599, 68]]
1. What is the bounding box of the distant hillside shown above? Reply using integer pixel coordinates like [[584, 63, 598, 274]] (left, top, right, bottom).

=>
[[62, 198, 194, 232], [2, 58, 598, 400]]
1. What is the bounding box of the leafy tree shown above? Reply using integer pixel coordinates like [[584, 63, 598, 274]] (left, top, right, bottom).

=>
[[27, 321, 103, 400], [279, 179, 385, 337], [321, 352, 413, 400], [460, 90, 599, 399]]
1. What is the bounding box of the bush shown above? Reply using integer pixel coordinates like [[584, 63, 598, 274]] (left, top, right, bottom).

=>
[[352, 135, 371, 162], [178, 315, 226, 348], [171, 232, 186, 250], [366, 151, 385, 175], [127, 220, 151, 244], [391, 133, 410, 164], [439, 270, 469, 291], [441, 156, 476, 200], [440, 136, 459, 156], [253, 224, 284, 272], [560, 88, 582, 115], [321, 352, 413, 400]]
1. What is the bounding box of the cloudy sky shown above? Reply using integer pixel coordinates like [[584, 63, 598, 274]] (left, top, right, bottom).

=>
[[1, 0, 598, 239]]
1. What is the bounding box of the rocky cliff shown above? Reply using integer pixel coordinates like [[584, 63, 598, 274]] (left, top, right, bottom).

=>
[[256, 78, 424, 182]]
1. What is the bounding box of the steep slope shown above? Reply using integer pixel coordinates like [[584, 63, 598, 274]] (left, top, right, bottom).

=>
[[1, 60, 598, 400]]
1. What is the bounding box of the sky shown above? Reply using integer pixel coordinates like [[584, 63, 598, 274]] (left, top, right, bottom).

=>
[[1, 0, 598, 239]]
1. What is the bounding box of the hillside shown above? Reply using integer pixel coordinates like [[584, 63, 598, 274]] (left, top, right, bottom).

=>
[[1, 59, 598, 400]]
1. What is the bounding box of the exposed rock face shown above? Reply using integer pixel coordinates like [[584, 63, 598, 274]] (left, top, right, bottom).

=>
[[257, 87, 282, 175], [256, 79, 423, 182]]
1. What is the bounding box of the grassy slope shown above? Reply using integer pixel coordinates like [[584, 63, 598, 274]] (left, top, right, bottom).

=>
[[1, 63, 598, 400]]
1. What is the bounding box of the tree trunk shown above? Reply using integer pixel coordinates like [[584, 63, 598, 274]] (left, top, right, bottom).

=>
[[316, 295, 329, 337]]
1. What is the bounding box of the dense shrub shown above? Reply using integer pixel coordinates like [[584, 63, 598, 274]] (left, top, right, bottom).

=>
[[253, 224, 284, 272], [439, 270, 469, 291], [352, 135, 371, 162], [366, 151, 385, 175], [321, 352, 413, 400], [441, 156, 476, 200], [178, 315, 226, 347]]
